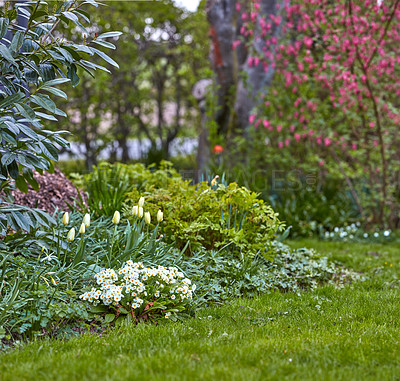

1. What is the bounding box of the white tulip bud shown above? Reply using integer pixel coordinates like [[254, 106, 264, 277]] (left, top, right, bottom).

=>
[[79, 223, 85, 235], [138, 206, 143, 218], [157, 210, 163, 222], [67, 228, 75, 242], [82, 213, 90, 228], [138, 197, 145, 208], [112, 211, 121, 225], [62, 212, 69, 226], [144, 212, 151, 224]]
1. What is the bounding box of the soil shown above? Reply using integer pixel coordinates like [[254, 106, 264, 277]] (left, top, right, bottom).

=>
[[5, 167, 87, 214]]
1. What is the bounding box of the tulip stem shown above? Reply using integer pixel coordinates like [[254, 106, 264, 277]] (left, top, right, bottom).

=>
[[108, 224, 118, 267]]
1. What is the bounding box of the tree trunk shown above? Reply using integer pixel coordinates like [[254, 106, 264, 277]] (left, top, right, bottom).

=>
[[206, 0, 283, 141]]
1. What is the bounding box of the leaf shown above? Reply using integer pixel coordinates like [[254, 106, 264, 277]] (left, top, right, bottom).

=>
[[14, 103, 36, 121], [54, 108, 67, 117], [104, 314, 115, 323], [25, 68, 39, 83], [17, 123, 38, 139], [56, 47, 74, 64], [97, 31, 122, 39], [74, 9, 90, 23], [92, 40, 116, 50], [92, 48, 119, 68], [10, 31, 25, 52], [15, 175, 28, 193], [1, 152, 17, 166], [118, 306, 129, 315], [23, 169, 39, 191], [90, 305, 108, 313], [0, 92, 24, 109], [30, 94, 56, 113], [38, 141, 58, 161], [13, 211, 31, 231], [80, 60, 110, 73], [35, 111, 58, 121], [0, 18, 10, 39], [39, 64, 56, 82], [73, 44, 94, 55], [42, 78, 70, 86], [7, 160, 19, 179], [40, 86, 67, 99], [62, 11, 79, 24], [1, 131, 17, 145], [31, 9, 48, 20], [0, 45, 16, 64], [67, 64, 80, 86]]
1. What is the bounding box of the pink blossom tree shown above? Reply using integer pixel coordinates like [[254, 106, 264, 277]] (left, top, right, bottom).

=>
[[243, 0, 400, 228]]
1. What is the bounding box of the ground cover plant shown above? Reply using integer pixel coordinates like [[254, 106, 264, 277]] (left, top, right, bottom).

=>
[[1, 199, 354, 344], [0, 240, 399, 380]]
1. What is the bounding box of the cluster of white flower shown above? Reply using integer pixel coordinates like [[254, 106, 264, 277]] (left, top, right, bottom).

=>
[[80, 268, 124, 306], [80, 260, 196, 317]]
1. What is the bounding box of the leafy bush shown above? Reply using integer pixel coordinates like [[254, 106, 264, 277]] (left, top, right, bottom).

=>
[[82, 162, 284, 259], [74, 162, 284, 258], [0, 0, 120, 232], [269, 178, 359, 238]]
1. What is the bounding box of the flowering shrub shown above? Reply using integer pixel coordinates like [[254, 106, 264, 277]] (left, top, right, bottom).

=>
[[80, 261, 196, 323], [238, 0, 400, 229]]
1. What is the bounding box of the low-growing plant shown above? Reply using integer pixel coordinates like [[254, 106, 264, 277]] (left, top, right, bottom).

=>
[[76, 162, 280, 259], [0, 206, 171, 340], [0, 245, 91, 340], [74, 162, 285, 258], [180, 243, 361, 304], [80, 261, 196, 324]]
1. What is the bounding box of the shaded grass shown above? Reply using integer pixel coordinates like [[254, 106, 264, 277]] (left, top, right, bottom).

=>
[[1, 240, 400, 381]]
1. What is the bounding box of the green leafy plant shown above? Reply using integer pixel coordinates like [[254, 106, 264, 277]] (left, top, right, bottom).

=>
[[0, 0, 120, 232], [76, 162, 131, 217], [121, 164, 284, 259]]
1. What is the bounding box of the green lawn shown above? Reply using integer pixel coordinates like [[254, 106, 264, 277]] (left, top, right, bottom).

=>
[[1, 240, 399, 381]]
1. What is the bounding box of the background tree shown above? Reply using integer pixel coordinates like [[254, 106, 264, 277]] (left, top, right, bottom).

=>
[[206, 0, 283, 147], [59, 0, 210, 168]]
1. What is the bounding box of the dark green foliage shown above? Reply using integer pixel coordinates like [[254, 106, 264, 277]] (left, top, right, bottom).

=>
[[77, 163, 131, 217], [269, 178, 359, 238], [173, 243, 358, 304], [0, 202, 56, 235], [0, 240, 90, 340], [0, 0, 120, 233]]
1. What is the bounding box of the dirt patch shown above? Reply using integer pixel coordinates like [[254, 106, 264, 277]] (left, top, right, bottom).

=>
[[6, 167, 87, 214]]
